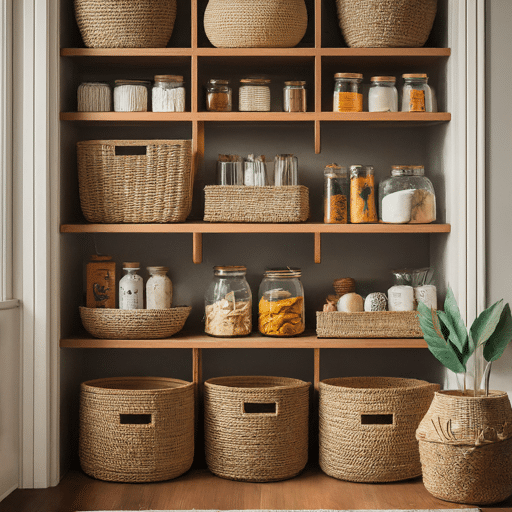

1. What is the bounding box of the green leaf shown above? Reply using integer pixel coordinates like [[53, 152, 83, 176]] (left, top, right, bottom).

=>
[[470, 299, 505, 350], [483, 303, 512, 362], [443, 287, 468, 351], [438, 310, 472, 365]]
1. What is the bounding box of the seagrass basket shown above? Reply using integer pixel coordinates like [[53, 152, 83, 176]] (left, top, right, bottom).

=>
[[77, 140, 193, 223], [204, 376, 310, 482], [79, 376, 194, 482], [336, 0, 437, 48], [319, 376, 439, 482], [74, 0, 177, 48]]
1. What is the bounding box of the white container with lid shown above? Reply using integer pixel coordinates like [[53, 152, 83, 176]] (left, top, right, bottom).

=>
[[368, 76, 398, 112], [152, 75, 185, 112], [146, 266, 172, 309], [113, 80, 150, 112], [119, 262, 144, 310]]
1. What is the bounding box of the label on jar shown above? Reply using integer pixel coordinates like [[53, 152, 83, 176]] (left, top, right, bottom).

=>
[[334, 92, 363, 112], [409, 90, 426, 112]]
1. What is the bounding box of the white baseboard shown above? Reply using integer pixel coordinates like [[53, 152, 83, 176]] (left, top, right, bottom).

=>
[[0, 484, 18, 502]]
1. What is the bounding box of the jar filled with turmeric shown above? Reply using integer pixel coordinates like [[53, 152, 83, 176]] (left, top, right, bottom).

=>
[[324, 164, 348, 223], [258, 268, 305, 337], [350, 165, 377, 223]]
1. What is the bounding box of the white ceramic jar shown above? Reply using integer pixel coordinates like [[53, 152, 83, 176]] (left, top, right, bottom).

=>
[[146, 266, 172, 309], [119, 262, 144, 310]]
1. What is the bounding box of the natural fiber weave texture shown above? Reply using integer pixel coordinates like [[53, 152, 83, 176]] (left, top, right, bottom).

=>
[[204, 376, 310, 482], [79, 376, 194, 482], [336, 0, 437, 48], [77, 140, 192, 223], [316, 311, 422, 338], [333, 278, 356, 296], [79, 306, 191, 339], [204, 186, 309, 223], [203, 0, 308, 48], [417, 390, 512, 505], [319, 377, 439, 483], [74, 0, 177, 48]]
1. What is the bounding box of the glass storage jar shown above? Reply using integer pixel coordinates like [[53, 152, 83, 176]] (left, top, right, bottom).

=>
[[283, 81, 307, 112], [239, 78, 271, 112], [401, 74, 435, 112], [146, 266, 172, 309], [333, 73, 363, 112], [206, 79, 232, 112], [152, 75, 185, 112], [205, 266, 252, 337], [274, 154, 298, 186], [379, 165, 436, 224], [119, 262, 144, 310], [258, 268, 305, 337], [113, 80, 151, 112], [368, 76, 398, 112], [350, 165, 377, 223], [324, 164, 349, 224]]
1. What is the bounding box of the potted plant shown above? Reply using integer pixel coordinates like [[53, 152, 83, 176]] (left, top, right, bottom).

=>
[[416, 287, 512, 504]]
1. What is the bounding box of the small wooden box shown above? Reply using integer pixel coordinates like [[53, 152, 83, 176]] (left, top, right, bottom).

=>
[[86, 255, 116, 308]]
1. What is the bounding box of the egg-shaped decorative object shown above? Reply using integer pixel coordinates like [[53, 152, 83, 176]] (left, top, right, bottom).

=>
[[364, 292, 388, 312]]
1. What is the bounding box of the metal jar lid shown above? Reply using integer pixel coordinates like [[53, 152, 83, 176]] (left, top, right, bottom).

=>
[[208, 79, 230, 85], [391, 165, 425, 176]]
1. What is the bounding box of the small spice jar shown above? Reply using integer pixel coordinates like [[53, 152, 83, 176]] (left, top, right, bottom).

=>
[[119, 262, 144, 310], [368, 76, 398, 112], [205, 266, 252, 337], [152, 75, 185, 112], [349, 165, 377, 223], [333, 73, 363, 112], [283, 81, 307, 112], [239, 78, 271, 112], [401, 74, 435, 112], [258, 268, 305, 337], [77, 82, 111, 112], [146, 266, 172, 309], [113, 80, 150, 112], [206, 79, 232, 112], [324, 164, 349, 224]]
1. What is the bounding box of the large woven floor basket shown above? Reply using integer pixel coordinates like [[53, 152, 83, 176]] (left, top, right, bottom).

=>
[[74, 0, 177, 48], [336, 0, 437, 48], [79, 376, 194, 482], [77, 140, 192, 223], [204, 376, 310, 482], [319, 376, 439, 482], [417, 390, 512, 505]]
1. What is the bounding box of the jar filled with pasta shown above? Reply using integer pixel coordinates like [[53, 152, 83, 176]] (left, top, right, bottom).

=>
[[350, 165, 377, 223], [333, 73, 363, 112]]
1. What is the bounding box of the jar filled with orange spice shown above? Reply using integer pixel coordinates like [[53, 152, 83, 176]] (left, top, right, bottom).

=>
[[350, 165, 377, 223], [324, 164, 348, 223], [333, 73, 363, 112]]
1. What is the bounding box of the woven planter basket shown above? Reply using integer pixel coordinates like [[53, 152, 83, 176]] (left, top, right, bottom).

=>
[[333, 277, 356, 296], [204, 376, 310, 482], [336, 0, 437, 48], [77, 140, 193, 223], [203, 0, 308, 48], [79, 376, 194, 482], [417, 390, 512, 505], [316, 311, 423, 338], [204, 185, 309, 223], [80, 306, 191, 339], [319, 376, 439, 482], [74, 0, 177, 48]]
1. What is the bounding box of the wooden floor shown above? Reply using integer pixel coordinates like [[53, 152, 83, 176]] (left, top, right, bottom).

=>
[[2, 467, 512, 512]]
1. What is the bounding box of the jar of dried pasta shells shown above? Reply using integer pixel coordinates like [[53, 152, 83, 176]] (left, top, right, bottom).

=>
[[258, 268, 305, 337], [205, 266, 252, 337]]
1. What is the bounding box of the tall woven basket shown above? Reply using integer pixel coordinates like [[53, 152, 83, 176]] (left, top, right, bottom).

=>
[[74, 0, 177, 48], [417, 390, 512, 505], [79, 377, 194, 483], [319, 376, 439, 482], [77, 140, 193, 223], [204, 376, 310, 482], [336, 0, 437, 48]]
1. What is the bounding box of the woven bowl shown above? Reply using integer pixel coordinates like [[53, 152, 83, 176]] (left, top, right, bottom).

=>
[[80, 306, 191, 339], [333, 277, 356, 296]]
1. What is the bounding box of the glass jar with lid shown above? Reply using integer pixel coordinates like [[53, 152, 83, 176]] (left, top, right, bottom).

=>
[[283, 81, 307, 112], [379, 165, 436, 224], [146, 266, 172, 309], [333, 73, 363, 112], [152, 75, 185, 112], [368, 76, 398, 112], [205, 266, 252, 337], [239, 78, 271, 112], [350, 165, 377, 223], [324, 164, 349, 224], [401, 74, 435, 112], [206, 79, 232, 112], [113, 80, 151, 112], [258, 268, 305, 337]]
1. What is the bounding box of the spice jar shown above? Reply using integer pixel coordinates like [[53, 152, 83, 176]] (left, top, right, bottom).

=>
[[239, 78, 271, 112], [206, 79, 232, 112], [77, 82, 111, 112], [205, 266, 252, 337], [258, 268, 305, 337], [283, 81, 306, 112], [333, 73, 363, 112], [152, 75, 185, 112], [349, 165, 377, 223], [401, 74, 435, 112], [119, 262, 144, 310], [379, 165, 436, 224], [86, 255, 115, 308], [324, 164, 348, 224], [114, 80, 150, 112], [146, 266, 172, 309], [368, 76, 398, 112]]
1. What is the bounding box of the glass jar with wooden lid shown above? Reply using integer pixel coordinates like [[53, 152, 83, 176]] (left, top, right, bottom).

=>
[[206, 79, 232, 112], [333, 73, 363, 112], [401, 74, 436, 112], [239, 78, 271, 112], [369, 76, 398, 112], [152, 75, 185, 112], [283, 81, 307, 112]]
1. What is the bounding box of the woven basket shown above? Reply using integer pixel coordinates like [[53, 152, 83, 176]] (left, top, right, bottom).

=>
[[204, 186, 309, 223], [77, 140, 193, 223], [333, 277, 356, 296], [79, 376, 194, 482], [316, 311, 423, 338], [417, 390, 512, 505], [203, 0, 308, 48], [80, 306, 191, 339], [336, 0, 437, 48], [204, 376, 310, 482], [319, 376, 439, 482], [74, 0, 177, 48]]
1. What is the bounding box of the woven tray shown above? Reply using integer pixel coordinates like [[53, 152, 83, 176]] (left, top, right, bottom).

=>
[[316, 311, 423, 338], [80, 306, 191, 339], [204, 185, 309, 223]]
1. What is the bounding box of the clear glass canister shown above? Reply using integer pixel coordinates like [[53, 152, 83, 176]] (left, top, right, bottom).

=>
[[401, 74, 435, 112], [283, 81, 307, 112], [379, 165, 436, 224], [146, 266, 172, 309], [205, 266, 252, 337], [113, 80, 150, 112], [350, 165, 378, 223], [119, 262, 144, 310], [206, 79, 232, 112], [152, 75, 185, 112], [258, 268, 305, 337], [239, 78, 271, 112], [368, 76, 398, 112], [333, 73, 363, 112], [77, 82, 111, 112], [324, 164, 349, 224]]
